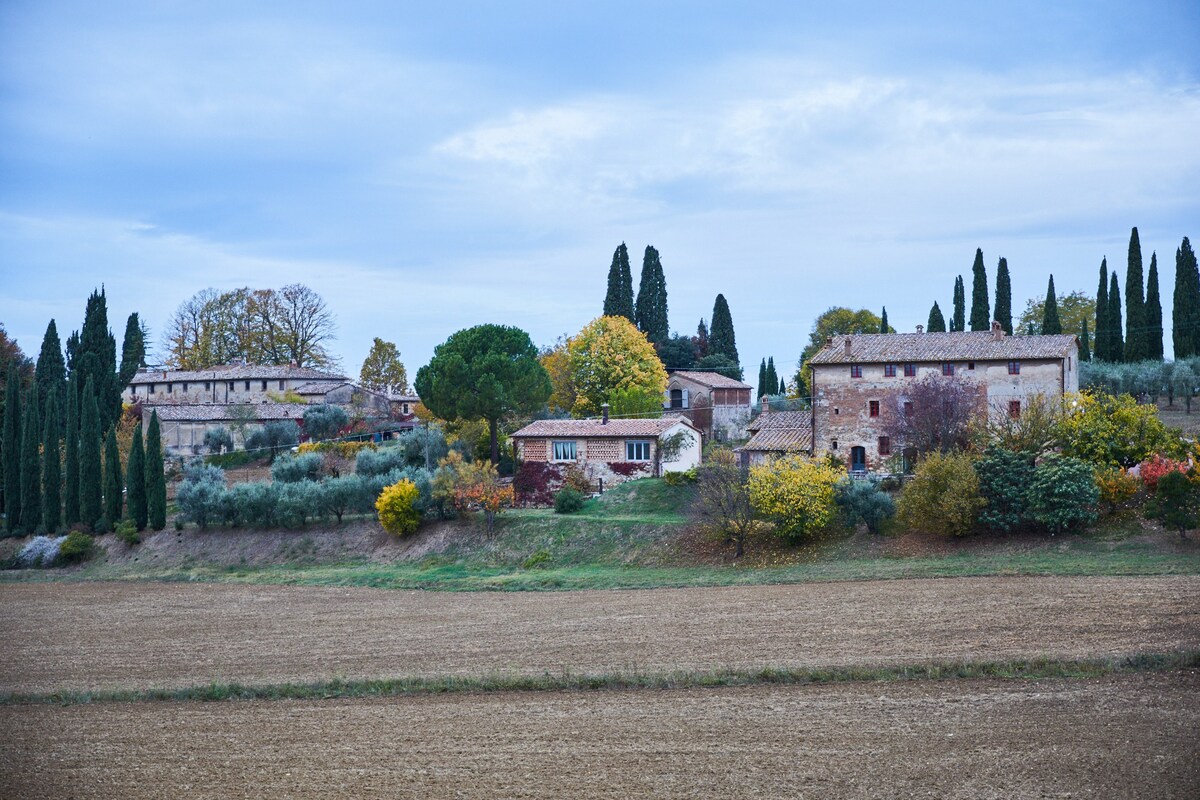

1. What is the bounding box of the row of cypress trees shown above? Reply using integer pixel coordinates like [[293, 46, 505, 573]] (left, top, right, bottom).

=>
[[756, 357, 786, 400]]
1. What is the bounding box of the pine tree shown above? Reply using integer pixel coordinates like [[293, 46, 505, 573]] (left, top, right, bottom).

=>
[[927, 302, 946, 332], [1174, 238, 1199, 360], [994, 257, 1013, 335], [146, 410, 167, 531], [35, 320, 65, 438], [708, 294, 739, 366], [602, 243, 635, 322], [634, 246, 668, 343], [969, 249, 990, 331], [1146, 252, 1164, 361], [1096, 259, 1110, 360], [104, 426, 122, 527], [765, 357, 778, 395], [3, 366, 21, 533], [879, 307, 889, 333], [79, 376, 102, 529], [63, 372, 80, 526], [1108, 273, 1124, 360], [1124, 227, 1147, 362], [951, 276, 966, 332], [127, 421, 147, 531], [1080, 319, 1091, 362], [20, 385, 41, 533], [757, 359, 767, 399], [119, 312, 146, 386], [1042, 276, 1062, 335], [42, 390, 61, 533]]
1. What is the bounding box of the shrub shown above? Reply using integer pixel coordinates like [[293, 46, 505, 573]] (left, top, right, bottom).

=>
[[114, 519, 141, 546], [18, 535, 62, 568], [974, 447, 1035, 533], [276, 481, 321, 527], [225, 481, 277, 528], [522, 549, 551, 569], [355, 447, 411, 477], [376, 479, 421, 536], [747, 455, 840, 540], [271, 452, 325, 483], [203, 426, 234, 455], [606, 462, 649, 478], [303, 404, 350, 442], [896, 451, 984, 537], [1095, 466, 1141, 513], [554, 487, 585, 514], [663, 468, 697, 486], [563, 464, 591, 493], [1138, 455, 1191, 493], [512, 461, 563, 506], [1056, 391, 1186, 467], [1024, 455, 1099, 533], [1153, 470, 1199, 539], [397, 426, 450, 470], [320, 474, 370, 523], [245, 420, 301, 461], [297, 440, 376, 459], [58, 530, 95, 563], [833, 479, 895, 534], [176, 460, 228, 529]]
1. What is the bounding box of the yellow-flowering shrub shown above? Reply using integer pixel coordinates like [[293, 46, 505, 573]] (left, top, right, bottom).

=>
[[375, 478, 421, 536], [298, 440, 377, 459], [747, 455, 839, 539]]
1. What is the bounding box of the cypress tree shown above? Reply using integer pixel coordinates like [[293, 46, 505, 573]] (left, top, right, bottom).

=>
[[634, 246, 669, 343], [969, 249, 990, 331], [1096, 259, 1110, 360], [35, 320, 65, 437], [1080, 319, 1091, 362], [63, 372, 80, 526], [951, 276, 966, 332], [927, 302, 947, 332], [76, 288, 121, 435], [602, 243, 635, 322], [1042, 276, 1062, 335], [127, 421, 147, 531], [757, 359, 767, 399], [708, 294, 739, 367], [1108, 273, 1124, 361], [79, 376, 102, 529], [146, 410, 167, 531], [1124, 227, 1147, 362], [778, 377, 786, 395], [104, 426, 122, 527], [20, 385, 42, 533], [119, 312, 145, 387], [1146, 252, 1164, 361], [3, 367, 21, 533], [765, 358, 778, 396], [42, 390, 61, 533], [694, 319, 709, 358], [879, 307, 889, 334], [994, 258, 1013, 335], [1174, 238, 1199, 360]]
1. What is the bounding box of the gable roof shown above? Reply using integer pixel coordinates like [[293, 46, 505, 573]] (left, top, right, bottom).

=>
[[739, 410, 813, 453], [130, 365, 346, 384], [511, 417, 698, 439], [808, 332, 1078, 366], [746, 410, 811, 433], [669, 370, 753, 390], [145, 403, 306, 423]]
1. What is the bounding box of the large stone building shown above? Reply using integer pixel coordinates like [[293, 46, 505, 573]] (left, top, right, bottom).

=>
[[808, 323, 1079, 473], [662, 370, 753, 441]]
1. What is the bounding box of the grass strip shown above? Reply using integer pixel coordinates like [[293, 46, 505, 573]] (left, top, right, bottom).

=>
[[4, 650, 1196, 707]]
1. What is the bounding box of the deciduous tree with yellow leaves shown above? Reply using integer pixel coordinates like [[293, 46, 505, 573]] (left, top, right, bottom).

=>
[[566, 316, 668, 418]]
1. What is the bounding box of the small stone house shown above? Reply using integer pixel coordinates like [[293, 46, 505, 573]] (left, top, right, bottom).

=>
[[735, 399, 814, 467], [808, 323, 1079, 473], [510, 413, 702, 491], [663, 370, 753, 441]]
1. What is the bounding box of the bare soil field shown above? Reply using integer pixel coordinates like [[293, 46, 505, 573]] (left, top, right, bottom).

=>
[[2, 576, 1196, 694], [2, 672, 1196, 799]]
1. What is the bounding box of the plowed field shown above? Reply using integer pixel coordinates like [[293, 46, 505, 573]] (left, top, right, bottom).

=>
[[2, 575, 1197, 693], [2, 673, 1196, 799]]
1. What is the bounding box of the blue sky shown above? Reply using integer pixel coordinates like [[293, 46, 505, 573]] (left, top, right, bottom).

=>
[[2, 1, 1198, 382]]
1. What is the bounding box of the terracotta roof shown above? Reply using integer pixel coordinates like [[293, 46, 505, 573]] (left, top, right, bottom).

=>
[[292, 381, 352, 394], [145, 403, 306, 422], [739, 426, 813, 453], [511, 417, 698, 438], [808, 332, 1078, 365], [747, 410, 811, 433], [669, 370, 753, 389], [130, 365, 346, 383]]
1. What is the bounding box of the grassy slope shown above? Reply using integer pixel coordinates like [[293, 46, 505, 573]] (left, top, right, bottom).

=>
[[5, 477, 1197, 591]]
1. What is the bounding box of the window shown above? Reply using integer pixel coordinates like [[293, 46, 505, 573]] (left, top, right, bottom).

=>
[[904, 363, 917, 377], [869, 400, 880, 417], [1009, 400, 1021, 419], [878, 436, 891, 456], [850, 365, 863, 378], [903, 401, 913, 417], [279, 380, 285, 390], [626, 441, 651, 461], [942, 363, 955, 376], [968, 361, 975, 370], [244, 381, 251, 391], [148, 383, 155, 394], [834, 407, 840, 415], [261, 380, 268, 391], [204, 382, 211, 391], [1008, 361, 1020, 375], [182, 383, 188, 392], [228, 382, 234, 390], [669, 388, 684, 409], [552, 441, 577, 461], [167, 383, 173, 393], [831, 440, 838, 450], [884, 364, 897, 377], [402, 403, 410, 414]]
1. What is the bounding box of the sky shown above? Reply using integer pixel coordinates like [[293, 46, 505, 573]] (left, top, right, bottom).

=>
[[2, 1, 1199, 384]]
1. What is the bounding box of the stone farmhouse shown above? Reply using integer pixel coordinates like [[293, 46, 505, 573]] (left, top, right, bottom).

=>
[[808, 323, 1079, 473], [735, 399, 813, 467], [511, 410, 702, 490], [662, 370, 753, 441]]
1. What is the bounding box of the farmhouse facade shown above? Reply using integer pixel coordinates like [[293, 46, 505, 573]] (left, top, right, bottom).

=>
[[662, 370, 753, 441], [809, 323, 1079, 473]]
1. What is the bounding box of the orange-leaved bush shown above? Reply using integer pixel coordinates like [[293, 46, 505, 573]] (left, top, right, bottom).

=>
[[1138, 455, 1191, 493]]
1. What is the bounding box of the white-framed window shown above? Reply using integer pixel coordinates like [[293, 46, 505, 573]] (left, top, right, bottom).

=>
[[626, 440, 651, 461], [552, 440, 577, 461]]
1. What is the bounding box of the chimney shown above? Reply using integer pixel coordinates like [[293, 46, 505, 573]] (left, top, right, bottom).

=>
[[761, 395, 770, 414], [601, 403, 609, 424], [844, 337, 852, 357], [991, 320, 1004, 341], [825, 336, 833, 346], [916, 324, 924, 334]]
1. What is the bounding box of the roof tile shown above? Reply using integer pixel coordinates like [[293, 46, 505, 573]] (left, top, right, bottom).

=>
[[809, 332, 1077, 365]]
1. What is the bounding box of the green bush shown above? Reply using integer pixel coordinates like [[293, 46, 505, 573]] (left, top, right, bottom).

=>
[[271, 452, 324, 483], [225, 482, 277, 528], [58, 530, 95, 563], [833, 479, 895, 534], [1152, 470, 1200, 539], [276, 481, 320, 527], [303, 404, 349, 441], [974, 447, 1035, 533], [663, 468, 698, 486], [176, 460, 228, 529], [203, 426, 234, 455], [553, 487, 585, 514], [896, 451, 984, 537], [1024, 455, 1099, 533], [320, 475, 371, 523], [114, 519, 141, 546]]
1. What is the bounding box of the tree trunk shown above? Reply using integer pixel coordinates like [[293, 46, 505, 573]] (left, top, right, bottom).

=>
[[489, 417, 500, 465], [734, 535, 744, 559]]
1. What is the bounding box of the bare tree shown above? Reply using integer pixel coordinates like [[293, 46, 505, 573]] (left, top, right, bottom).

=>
[[694, 450, 757, 558], [883, 373, 984, 456]]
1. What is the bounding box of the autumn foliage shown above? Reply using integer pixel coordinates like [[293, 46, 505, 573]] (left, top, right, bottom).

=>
[[747, 455, 840, 540], [375, 479, 421, 536]]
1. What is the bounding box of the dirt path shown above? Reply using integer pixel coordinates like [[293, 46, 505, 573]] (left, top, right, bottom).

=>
[[2, 576, 1197, 694], [2, 672, 1196, 799]]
